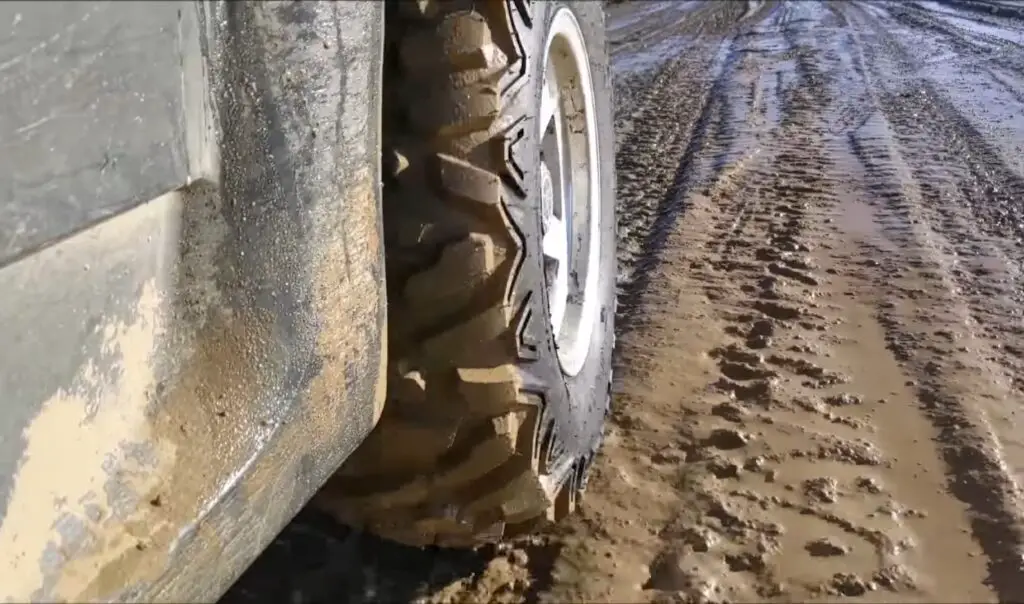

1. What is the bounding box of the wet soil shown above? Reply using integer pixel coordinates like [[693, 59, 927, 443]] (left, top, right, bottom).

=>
[[222, 1, 1024, 602]]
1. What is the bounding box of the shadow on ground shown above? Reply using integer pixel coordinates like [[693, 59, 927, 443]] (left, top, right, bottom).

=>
[[220, 509, 564, 604]]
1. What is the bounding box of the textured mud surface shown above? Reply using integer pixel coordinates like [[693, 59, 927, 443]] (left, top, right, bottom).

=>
[[223, 1, 1024, 602]]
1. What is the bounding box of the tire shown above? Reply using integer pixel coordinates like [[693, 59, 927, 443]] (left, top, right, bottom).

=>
[[316, 0, 616, 548]]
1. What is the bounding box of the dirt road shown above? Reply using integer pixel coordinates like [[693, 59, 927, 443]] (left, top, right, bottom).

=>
[[223, 1, 1024, 602]]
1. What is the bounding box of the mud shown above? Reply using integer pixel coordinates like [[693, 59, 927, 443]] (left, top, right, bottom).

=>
[[223, 1, 1024, 602]]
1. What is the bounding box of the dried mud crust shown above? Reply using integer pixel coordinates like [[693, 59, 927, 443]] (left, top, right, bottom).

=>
[[313, 0, 612, 548]]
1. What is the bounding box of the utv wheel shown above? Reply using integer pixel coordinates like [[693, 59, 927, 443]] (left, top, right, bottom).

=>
[[316, 0, 616, 547]]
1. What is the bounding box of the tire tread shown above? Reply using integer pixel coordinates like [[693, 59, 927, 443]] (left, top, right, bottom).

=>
[[315, 0, 579, 547]]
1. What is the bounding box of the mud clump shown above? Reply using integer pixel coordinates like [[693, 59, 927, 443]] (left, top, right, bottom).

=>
[[718, 361, 778, 381], [855, 476, 884, 494], [644, 550, 728, 597], [806, 537, 850, 557], [802, 477, 840, 504], [829, 573, 874, 597], [811, 438, 884, 466], [704, 428, 752, 450], [873, 564, 917, 591], [753, 300, 805, 321], [711, 401, 748, 422], [713, 376, 778, 402], [824, 393, 862, 406], [707, 456, 743, 479]]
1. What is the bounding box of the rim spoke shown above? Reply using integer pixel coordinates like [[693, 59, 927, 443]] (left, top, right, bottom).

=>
[[540, 65, 560, 133], [557, 129, 572, 268], [542, 215, 568, 265], [547, 79, 570, 261], [543, 216, 569, 335], [550, 280, 568, 340]]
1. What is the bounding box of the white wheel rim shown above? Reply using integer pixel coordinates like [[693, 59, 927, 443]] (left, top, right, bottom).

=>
[[540, 8, 601, 378]]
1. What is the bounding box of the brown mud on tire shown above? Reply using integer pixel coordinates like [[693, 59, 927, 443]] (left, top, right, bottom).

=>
[[312, 0, 618, 548]]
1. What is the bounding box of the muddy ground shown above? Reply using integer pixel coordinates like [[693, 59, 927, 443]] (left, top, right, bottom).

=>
[[223, 1, 1024, 602]]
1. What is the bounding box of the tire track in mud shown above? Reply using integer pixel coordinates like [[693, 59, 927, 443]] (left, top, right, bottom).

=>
[[608, 1, 768, 125], [540, 0, 1024, 601], [513, 2, 1021, 601], [933, 0, 1024, 21], [613, 44, 728, 312], [890, 1, 1024, 60], [831, 2, 1024, 598], [645, 9, 923, 600], [613, 1, 778, 322], [840, 123, 1024, 603], [986, 67, 1024, 107], [608, 0, 756, 71], [615, 40, 734, 330], [847, 0, 1024, 425], [540, 3, 992, 602]]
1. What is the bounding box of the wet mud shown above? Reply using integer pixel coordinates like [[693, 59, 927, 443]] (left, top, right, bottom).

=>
[[223, 1, 1024, 602]]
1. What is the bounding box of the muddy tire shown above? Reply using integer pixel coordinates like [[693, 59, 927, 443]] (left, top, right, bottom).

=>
[[315, 0, 616, 547]]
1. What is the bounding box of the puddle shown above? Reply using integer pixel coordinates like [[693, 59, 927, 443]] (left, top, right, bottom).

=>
[[613, 34, 695, 75], [607, 0, 700, 35], [837, 195, 887, 242], [920, 1, 1024, 45]]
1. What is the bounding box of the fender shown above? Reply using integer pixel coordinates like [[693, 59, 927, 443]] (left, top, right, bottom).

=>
[[0, 1, 385, 601]]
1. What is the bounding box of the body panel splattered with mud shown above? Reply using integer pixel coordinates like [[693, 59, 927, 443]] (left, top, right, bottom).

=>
[[0, 1, 386, 601]]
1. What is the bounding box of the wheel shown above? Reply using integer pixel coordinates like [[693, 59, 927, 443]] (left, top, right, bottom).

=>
[[315, 0, 616, 547]]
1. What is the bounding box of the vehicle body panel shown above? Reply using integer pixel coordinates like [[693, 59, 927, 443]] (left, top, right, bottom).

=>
[[0, 1, 385, 601]]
